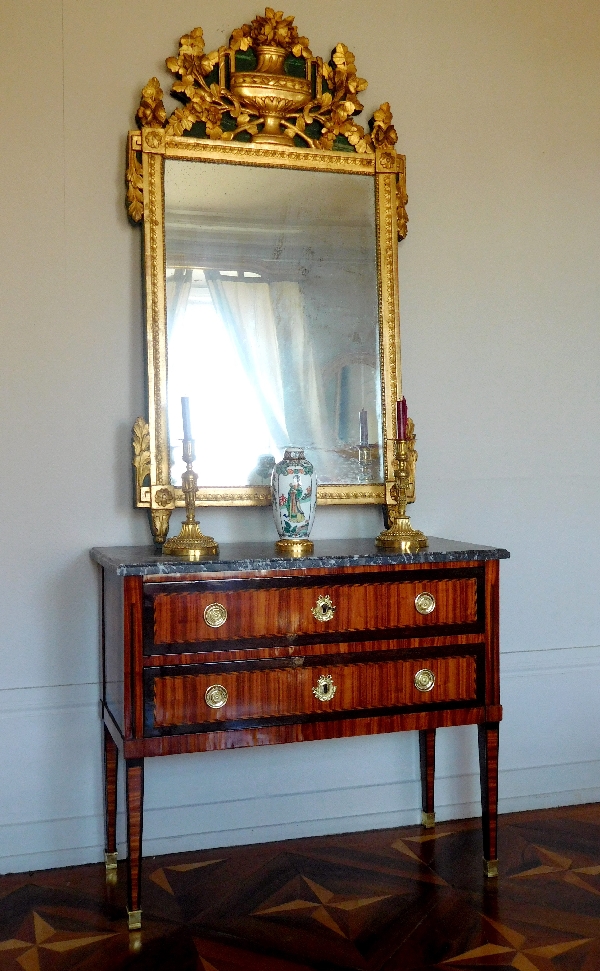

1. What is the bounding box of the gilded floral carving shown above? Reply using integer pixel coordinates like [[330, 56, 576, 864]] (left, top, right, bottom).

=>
[[154, 487, 174, 508], [136, 77, 167, 129], [129, 9, 402, 160], [370, 103, 397, 151], [230, 9, 311, 56]]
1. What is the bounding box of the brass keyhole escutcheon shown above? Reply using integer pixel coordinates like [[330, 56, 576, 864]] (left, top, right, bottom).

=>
[[415, 592, 436, 615], [414, 668, 436, 692], [205, 684, 228, 708], [313, 674, 336, 702], [204, 603, 228, 628], [312, 594, 336, 622]]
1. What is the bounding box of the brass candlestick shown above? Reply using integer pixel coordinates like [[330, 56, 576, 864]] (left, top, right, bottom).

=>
[[162, 437, 218, 559], [376, 439, 428, 552]]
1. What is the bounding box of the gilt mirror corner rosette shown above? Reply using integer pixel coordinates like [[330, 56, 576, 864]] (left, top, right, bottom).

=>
[[127, 8, 411, 545]]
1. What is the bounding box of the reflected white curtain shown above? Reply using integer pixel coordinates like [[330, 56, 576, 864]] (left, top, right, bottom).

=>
[[166, 268, 193, 340], [206, 276, 326, 452], [206, 277, 289, 447], [269, 281, 327, 451]]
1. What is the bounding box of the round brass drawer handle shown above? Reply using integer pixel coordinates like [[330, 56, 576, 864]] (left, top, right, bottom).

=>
[[312, 594, 336, 622], [204, 603, 228, 628], [205, 684, 228, 709], [312, 674, 336, 702], [415, 592, 436, 615], [414, 668, 436, 692]]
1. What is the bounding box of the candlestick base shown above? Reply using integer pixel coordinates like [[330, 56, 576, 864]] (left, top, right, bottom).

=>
[[358, 444, 372, 467], [275, 537, 314, 557], [376, 430, 427, 552], [162, 521, 218, 559], [375, 515, 428, 552]]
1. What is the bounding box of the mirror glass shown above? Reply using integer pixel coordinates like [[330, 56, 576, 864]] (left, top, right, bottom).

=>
[[164, 160, 382, 489]]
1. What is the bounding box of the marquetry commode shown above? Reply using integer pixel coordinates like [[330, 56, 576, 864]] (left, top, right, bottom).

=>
[[92, 537, 509, 928]]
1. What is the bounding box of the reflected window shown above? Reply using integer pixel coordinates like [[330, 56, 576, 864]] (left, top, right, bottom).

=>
[[167, 268, 277, 486]]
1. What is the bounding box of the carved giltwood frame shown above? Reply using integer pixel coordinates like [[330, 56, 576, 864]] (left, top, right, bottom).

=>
[[127, 10, 411, 544]]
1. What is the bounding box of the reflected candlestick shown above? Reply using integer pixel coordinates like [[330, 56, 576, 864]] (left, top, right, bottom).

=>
[[359, 409, 368, 446], [181, 396, 192, 441]]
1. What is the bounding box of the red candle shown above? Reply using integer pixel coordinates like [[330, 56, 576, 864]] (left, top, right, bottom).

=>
[[396, 397, 408, 440]]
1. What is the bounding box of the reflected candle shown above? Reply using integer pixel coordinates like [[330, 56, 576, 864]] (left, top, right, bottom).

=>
[[181, 396, 192, 440], [359, 409, 368, 446], [396, 397, 408, 440]]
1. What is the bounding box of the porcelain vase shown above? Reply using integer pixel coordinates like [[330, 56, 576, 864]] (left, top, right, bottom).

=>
[[271, 447, 317, 554]]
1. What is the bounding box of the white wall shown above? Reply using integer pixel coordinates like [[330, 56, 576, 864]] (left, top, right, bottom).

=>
[[1, 0, 599, 871]]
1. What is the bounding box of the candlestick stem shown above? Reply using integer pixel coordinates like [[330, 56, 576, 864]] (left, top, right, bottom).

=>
[[162, 435, 218, 559], [375, 437, 428, 552]]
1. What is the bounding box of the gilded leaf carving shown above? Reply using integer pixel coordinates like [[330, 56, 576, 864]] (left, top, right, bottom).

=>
[[397, 166, 409, 240], [126, 140, 143, 222], [310, 43, 370, 152], [132, 417, 151, 494], [164, 29, 254, 140], [150, 508, 171, 545], [165, 27, 218, 87]]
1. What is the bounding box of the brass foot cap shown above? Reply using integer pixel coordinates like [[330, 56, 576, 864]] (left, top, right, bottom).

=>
[[104, 851, 118, 871], [421, 811, 436, 829], [127, 909, 142, 931], [484, 858, 499, 879], [275, 538, 314, 557]]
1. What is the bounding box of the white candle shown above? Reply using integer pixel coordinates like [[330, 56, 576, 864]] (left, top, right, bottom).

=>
[[181, 396, 192, 440], [359, 409, 368, 446]]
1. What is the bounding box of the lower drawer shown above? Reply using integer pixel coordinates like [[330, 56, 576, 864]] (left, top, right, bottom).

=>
[[147, 654, 478, 733]]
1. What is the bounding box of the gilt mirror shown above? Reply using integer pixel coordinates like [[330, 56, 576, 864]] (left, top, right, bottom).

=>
[[127, 10, 410, 544]]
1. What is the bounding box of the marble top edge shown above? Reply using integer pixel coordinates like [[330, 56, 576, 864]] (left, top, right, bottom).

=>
[[90, 538, 510, 575]]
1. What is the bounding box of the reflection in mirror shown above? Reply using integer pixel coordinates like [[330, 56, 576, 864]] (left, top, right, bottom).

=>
[[164, 160, 382, 490]]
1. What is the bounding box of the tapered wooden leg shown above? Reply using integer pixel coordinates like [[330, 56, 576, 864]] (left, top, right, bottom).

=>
[[478, 722, 500, 877], [125, 758, 144, 929], [103, 725, 118, 872], [419, 729, 436, 828]]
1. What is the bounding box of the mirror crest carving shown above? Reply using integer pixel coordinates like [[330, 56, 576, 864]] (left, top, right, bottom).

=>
[[128, 9, 415, 545]]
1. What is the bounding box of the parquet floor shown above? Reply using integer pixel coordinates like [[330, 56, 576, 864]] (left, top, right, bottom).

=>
[[1, 804, 600, 970]]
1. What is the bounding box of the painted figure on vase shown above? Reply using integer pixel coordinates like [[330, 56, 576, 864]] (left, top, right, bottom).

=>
[[282, 474, 310, 525]]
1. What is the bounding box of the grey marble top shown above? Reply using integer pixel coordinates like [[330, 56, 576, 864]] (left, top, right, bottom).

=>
[[90, 537, 509, 576]]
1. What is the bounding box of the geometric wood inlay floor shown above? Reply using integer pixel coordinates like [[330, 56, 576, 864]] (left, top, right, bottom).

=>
[[1, 804, 600, 969]]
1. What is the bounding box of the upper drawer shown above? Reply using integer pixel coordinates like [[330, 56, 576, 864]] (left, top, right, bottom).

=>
[[144, 569, 483, 648]]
